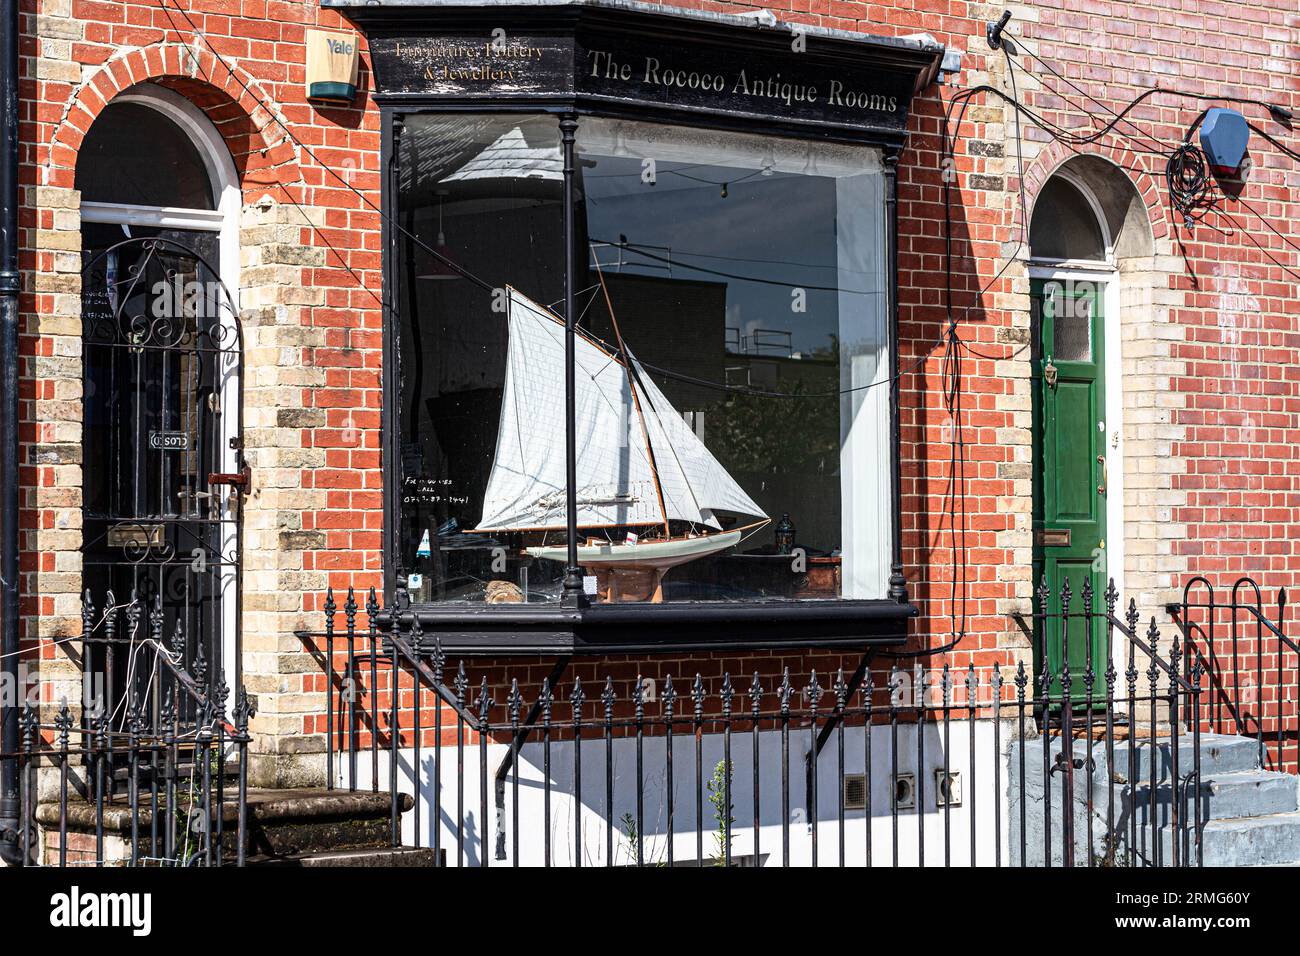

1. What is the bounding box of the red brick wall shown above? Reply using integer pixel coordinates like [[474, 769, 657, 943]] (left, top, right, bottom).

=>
[[1021, 0, 1300, 763], [19, 0, 1300, 759]]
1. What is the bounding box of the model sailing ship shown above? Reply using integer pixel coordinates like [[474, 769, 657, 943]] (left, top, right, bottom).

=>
[[470, 285, 769, 602]]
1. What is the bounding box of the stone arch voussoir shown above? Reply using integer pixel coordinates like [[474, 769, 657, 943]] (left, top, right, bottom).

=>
[[48, 42, 302, 194]]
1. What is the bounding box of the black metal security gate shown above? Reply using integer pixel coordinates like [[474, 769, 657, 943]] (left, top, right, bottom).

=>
[[80, 231, 245, 719]]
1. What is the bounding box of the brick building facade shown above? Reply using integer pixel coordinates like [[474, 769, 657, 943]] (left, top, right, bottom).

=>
[[11, 0, 1299, 794]]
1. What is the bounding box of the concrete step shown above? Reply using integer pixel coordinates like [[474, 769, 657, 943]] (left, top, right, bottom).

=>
[[1130, 769, 1300, 826], [1135, 810, 1300, 867], [1203, 771, 1299, 820], [1198, 812, 1300, 867], [40, 787, 413, 851], [234, 789, 414, 857], [1110, 733, 1260, 783], [248, 846, 441, 867]]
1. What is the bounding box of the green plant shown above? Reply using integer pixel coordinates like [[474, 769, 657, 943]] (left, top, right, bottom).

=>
[[618, 811, 641, 865], [706, 759, 735, 865]]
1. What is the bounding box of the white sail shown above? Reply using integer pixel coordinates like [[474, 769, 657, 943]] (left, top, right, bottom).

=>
[[475, 288, 767, 533], [627, 353, 766, 528]]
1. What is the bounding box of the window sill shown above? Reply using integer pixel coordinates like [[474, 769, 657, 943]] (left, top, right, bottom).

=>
[[379, 598, 917, 656]]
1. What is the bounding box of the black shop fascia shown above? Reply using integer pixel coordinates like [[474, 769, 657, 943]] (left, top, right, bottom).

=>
[[325, 0, 944, 656]]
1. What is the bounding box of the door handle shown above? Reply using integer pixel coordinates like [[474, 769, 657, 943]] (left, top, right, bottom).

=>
[[1097, 455, 1107, 496]]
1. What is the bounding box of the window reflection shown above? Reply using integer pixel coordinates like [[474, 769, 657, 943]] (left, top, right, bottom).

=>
[[396, 114, 891, 604]]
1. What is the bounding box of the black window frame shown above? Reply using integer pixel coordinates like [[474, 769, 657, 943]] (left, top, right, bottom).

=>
[[360, 2, 941, 653]]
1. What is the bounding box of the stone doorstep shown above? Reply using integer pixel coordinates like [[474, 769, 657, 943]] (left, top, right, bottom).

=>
[[34, 788, 414, 835], [247, 846, 443, 867]]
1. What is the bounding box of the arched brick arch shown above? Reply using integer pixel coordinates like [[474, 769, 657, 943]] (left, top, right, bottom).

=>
[[1016, 139, 1169, 244], [46, 42, 301, 193]]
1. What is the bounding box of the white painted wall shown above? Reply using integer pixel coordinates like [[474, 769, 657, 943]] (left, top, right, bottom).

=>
[[341, 720, 1018, 867]]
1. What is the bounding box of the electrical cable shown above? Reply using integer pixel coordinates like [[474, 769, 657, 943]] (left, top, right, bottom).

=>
[[160, 0, 1300, 665]]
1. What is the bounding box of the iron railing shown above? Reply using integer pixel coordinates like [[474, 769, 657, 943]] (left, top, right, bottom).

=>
[[1170, 577, 1298, 774], [302, 578, 1206, 867], [4, 590, 252, 866]]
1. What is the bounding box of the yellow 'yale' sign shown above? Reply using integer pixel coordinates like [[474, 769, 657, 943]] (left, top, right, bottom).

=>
[[306, 29, 360, 103]]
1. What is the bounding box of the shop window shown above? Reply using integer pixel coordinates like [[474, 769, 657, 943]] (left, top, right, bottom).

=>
[[395, 113, 892, 605]]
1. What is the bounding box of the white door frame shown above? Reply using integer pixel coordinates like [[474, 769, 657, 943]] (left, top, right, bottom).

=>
[[1028, 262, 1124, 669], [79, 82, 243, 703]]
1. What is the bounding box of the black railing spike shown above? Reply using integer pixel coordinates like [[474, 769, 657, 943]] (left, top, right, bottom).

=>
[[454, 660, 468, 702], [235, 686, 252, 734], [693, 673, 706, 717], [81, 588, 94, 634], [941, 662, 952, 707], [345, 586, 357, 628], [634, 674, 645, 719], [409, 610, 423, 647], [170, 617, 184, 657], [431, 637, 445, 680], [478, 677, 492, 723], [324, 587, 336, 618], [721, 672, 734, 717], [540, 677, 553, 723], [104, 589, 118, 653], [602, 675, 615, 722], [888, 663, 902, 709], [508, 678, 522, 724], [125, 589, 141, 637], [570, 676, 585, 718], [1060, 575, 1072, 615], [1147, 617, 1161, 680], [1126, 596, 1139, 634], [160, 682, 175, 723], [366, 586, 378, 619], [834, 668, 847, 710], [1014, 660, 1027, 697], [1104, 577, 1118, 617], [966, 662, 978, 704], [21, 705, 37, 748], [149, 593, 163, 645], [1081, 576, 1093, 616], [749, 672, 762, 716], [806, 670, 823, 707], [991, 663, 1002, 703], [55, 697, 72, 749], [664, 674, 676, 718], [1037, 574, 1050, 612], [193, 634, 208, 686], [780, 668, 794, 715]]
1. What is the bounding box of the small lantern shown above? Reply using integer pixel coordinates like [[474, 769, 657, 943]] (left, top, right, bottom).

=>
[[775, 513, 796, 555]]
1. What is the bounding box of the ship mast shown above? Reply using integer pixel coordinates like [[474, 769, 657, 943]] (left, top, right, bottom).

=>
[[592, 256, 672, 539]]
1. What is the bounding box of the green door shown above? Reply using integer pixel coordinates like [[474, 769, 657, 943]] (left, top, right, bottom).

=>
[[1031, 278, 1108, 703]]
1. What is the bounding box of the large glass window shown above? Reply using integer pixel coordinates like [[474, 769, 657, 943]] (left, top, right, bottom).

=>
[[396, 113, 891, 605]]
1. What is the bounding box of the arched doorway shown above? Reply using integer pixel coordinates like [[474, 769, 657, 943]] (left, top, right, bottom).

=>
[[1029, 168, 1116, 703], [77, 84, 244, 715]]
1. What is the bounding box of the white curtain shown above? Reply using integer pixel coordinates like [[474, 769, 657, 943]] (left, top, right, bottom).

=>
[[836, 173, 890, 599]]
